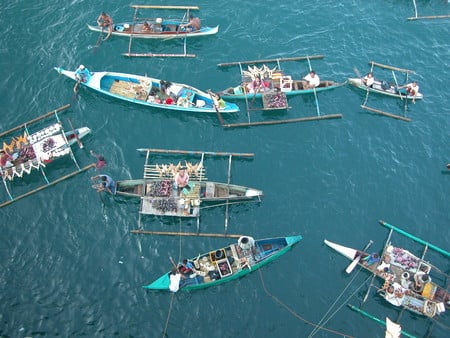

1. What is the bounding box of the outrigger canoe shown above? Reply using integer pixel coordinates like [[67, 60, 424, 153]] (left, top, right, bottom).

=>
[[87, 22, 218, 40], [144, 235, 302, 291], [325, 222, 449, 318], [54, 68, 239, 114], [219, 66, 344, 100], [348, 78, 423, 100], [1, 123, 90, 182], [116, 179, 263, 217]]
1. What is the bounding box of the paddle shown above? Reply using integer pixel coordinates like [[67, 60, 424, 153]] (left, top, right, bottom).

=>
[[67, 118, 83, 149], [345, 240, 373, 274]]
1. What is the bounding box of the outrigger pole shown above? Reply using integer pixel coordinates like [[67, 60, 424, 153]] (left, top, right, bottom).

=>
[[217, 55, 325, 67], [379, 220, 450, 258], [131, 229, 242, 238], [137, 148, 255, 158], [407, 0, 450, 21], [360, 105, 411, 122], [347, 304, 417, 338], [369, 61, 416, 74]]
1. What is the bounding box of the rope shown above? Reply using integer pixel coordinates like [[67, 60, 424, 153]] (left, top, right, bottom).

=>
[[258, 269, 354, 338], [308, 274, 373, 337], [161, 218, 184, 338]]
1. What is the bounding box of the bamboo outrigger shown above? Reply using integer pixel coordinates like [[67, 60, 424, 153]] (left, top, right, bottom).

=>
[[88, 5, 218, 58], [0, 105, 94, 208], [323, 220, 450, 337], [215, 55, 344, 128], [350, 61, 422, 122], [408, 0, 450, 20], [113, 148, 262, 237]]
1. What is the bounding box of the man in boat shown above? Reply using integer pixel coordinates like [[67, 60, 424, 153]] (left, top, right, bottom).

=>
[[179, 15, 201, 32], [74, 65, 92, 83], [302, 70, 320, 89], [398, 81, 420, 103], [0, 150, 15, 168], [174, 167, 189, 190], [97, 12, 113, 39], [91, 174, 116, 195], [362, 72, 374, 88]]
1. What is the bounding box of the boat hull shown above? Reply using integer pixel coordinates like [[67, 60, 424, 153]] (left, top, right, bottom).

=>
[[87, 23, 219, 39], [54, 68, 239, 114], [220, 80, 344, 100], [348, 78, 423, 100], [116, 179, 263, 217], [144, 235, 302, 291]]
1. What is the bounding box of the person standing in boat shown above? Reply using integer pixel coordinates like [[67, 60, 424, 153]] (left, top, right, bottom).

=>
[[174, 167, 189, 190], [97, 12, 113, 39], [179, 14, 201, 32], [362, 72, 374, 88], [303, 70, 320, 89], [91, 174, 116, 195]]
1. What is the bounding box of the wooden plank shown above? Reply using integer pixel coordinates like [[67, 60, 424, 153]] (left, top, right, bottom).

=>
[[407, 14, 450, 21], [361, 105, 411, 122], [218, 55, 325, 67], [130, 229, 242, 238], [122, 52, 196, 58], [136, 148, 255, 158], [0, 163, 95, 208], [131, 5, 200, 10], [221, 114, 343, 128], [368, 61, 416, 74], [0, 104, 71, 138]]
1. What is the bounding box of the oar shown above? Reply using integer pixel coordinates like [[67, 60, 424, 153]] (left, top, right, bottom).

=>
[[346, 240, 373, 274], [169, 256, 178, 269], [353, 67, 361, 79], [67, 118, 83, 149]]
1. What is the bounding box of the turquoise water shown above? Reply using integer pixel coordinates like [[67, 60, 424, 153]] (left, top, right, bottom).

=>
[[1, 1, 449, 337]]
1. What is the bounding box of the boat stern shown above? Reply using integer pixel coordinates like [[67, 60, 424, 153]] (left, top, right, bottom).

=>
[[286, 235, 302, 247], [143, 272, 170, 291]]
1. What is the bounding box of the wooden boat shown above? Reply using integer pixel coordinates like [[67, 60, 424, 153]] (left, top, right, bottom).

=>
[[54, 68, 239, 114], [1, 123, 90, 182], [88, 5, 218, 40], [348, 77, 423, 101], [87, 21, 218, 40], [114, 148, 262, 222], [0, 105, 94, 208], [144, 235, 302, 291], [324, 221, 449, 319], [116, 179, 263, 217]]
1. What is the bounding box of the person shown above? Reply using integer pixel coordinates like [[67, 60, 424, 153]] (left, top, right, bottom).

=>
[[398, 81, 420, 103], [174, 168, 189, 189], [142, 21, 151, 32], [90, 150, 106, 170], [169, 267, 184, 292], [179, 14, 201, 32], [91, 174, 116, 194], [303, 70, 320, 89], [362, 72, 374, 87], [178, 259, 194, 275], [0, 150, 15, 168], [247, 76, 266, 94], [97, 12, 113, 38], [73, 64, 92, 93]]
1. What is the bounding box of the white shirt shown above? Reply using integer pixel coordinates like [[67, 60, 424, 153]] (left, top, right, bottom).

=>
[[304, 73, 320, 87], [169, 273, 181, 292]]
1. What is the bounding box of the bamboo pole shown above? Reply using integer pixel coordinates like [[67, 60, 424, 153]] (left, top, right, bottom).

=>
[[136, 148, 255, 158], [408, 15, 450, 21], [221, 114, 343, 128], [347, 305, 417, 338], [131, 229, 242, 238], [0, 163, 95, 208], [0, 104, 71, 138], [361, 105, 411, 122], [368, 61, 416, 74], [379, 220, 450, 258], [218, 55, 325, 67], [122, 53, 196, 58], [131, 5, 200, 10]]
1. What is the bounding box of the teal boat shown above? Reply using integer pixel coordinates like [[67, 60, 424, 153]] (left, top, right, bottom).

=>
[[144, 235, 302, 292]]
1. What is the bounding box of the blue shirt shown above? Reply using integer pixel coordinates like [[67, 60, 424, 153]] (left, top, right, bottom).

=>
[[100, 174, 116, 194]]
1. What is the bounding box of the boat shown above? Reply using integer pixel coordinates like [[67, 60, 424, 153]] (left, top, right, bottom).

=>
[[348, 77, 423, 101], [144, 234, 302, 291], [324, 220, 449, 319], [112, 148, 263, 233], [88, 5, 218, 40], [54, 68, 239, 114], [0, 105, 94, 208]]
